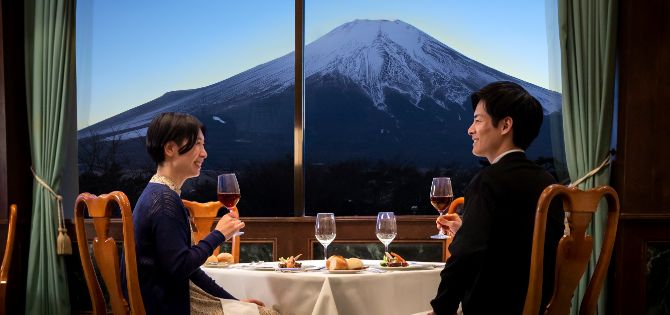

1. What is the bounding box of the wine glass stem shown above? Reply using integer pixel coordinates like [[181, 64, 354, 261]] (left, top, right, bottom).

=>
[[439, 210, 446, 235], [384, 244, 389, 253], [323, 245, 328, 261]]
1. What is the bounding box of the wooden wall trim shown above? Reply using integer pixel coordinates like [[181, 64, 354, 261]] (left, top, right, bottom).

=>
[[1, 1, 32, 314], [619, 213, 670, 221], [612, 0, 670, 313], [0, 0, 6, 220], [65, 216, 443, 260]]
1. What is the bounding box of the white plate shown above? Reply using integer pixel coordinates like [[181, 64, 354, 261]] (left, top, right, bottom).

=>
[[327, 269, 362, 274], [203, 262, 233, 268], [378, 264, 434, 271], [276, 264, 315, 270], [251, 266, 276, 271], [233, 263, 277, 271]]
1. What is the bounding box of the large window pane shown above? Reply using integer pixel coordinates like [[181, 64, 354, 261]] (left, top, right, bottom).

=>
[[305, 0, 566, 216], [76, 1, 295, 215]]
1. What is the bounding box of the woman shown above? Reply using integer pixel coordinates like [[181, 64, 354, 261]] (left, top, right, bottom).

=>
[[124, 112, 276, 315]]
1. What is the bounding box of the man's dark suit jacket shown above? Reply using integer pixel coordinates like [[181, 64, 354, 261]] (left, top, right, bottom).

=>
[[431, 152, 564, 314]]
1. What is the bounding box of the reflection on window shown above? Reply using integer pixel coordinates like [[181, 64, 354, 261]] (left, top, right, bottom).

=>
[[305, 1, 565, 215], [76, 1, 295, 215]]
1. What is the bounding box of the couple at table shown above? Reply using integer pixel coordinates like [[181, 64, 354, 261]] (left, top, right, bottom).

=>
[[125, 81, 562, 315], [430, 81, 565, 314]]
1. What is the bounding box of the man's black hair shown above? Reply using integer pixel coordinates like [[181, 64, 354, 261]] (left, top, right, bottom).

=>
[[471, 81, 544, 150]]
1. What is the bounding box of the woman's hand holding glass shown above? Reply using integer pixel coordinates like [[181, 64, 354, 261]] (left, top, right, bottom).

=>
[[214, 211, 245, 241], [240, 298, 265, 307], [217, 173, 244, 237]]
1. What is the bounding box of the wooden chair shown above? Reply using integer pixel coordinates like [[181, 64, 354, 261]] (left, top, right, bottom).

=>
[[182, 200, 240, 263], [523, 185, 620, 315], [74, 192, 145, 315], [443, 197, 464, 261], [0, 204, 17, 313], [447, 197, 464, 215]]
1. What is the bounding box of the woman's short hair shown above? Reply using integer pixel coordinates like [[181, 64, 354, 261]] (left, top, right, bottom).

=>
[[470, 81, 544, 150], [146, 112, 205, 165]]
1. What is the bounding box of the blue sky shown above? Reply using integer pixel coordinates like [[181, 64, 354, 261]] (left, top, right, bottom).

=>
[[77, 0, 557, 129]]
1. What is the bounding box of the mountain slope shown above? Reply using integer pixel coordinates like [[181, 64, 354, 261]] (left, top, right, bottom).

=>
[[79, 19, 561, 168]]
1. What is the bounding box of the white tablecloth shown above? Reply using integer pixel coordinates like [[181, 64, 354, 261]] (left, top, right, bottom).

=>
[[202, 260, 442, 315]]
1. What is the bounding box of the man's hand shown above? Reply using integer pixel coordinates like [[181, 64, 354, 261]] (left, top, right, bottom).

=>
[[214, 211, 245, 240], [240, 298, 265, 307], [436, 213, 462, 237]]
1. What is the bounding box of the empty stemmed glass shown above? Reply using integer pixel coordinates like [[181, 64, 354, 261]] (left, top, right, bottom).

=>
[[430, 177, 453, 239], [315, 213, 336, 260], [217, 173, 244, 237], [376, 212, 397, 254]]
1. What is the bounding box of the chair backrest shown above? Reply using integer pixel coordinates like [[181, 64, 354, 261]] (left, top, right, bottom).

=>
[[523, 184, 620, 315], [447, 197, 464, 214], [74, 192, 145, 315], [182, 200, 240, 263], [442, 197, 464, 261], [0, 204, 17, 312]]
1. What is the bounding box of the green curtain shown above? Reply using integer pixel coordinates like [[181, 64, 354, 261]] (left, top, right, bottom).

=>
[[558, 0, 617, 314], [24, 0, 76, 314]]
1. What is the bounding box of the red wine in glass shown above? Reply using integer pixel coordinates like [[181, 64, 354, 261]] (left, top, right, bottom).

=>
[[217, 193, 240, 209], [217, 173, 244, 237], [430, 195, 454, 214], [430, 177, 453, 239]]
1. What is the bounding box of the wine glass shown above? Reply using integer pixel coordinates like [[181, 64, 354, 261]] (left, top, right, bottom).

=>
[[376, 212, 397, 254], [430, 177, 453, 239], [217, 173, 244, 237], [315, 213, 336, 260]]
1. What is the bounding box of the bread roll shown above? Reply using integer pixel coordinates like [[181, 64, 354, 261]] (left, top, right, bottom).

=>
[[205, 255, 218, 264], [346, 258, 364, 270], [326, 255, 348, 270], [217, 252, 234, 263]]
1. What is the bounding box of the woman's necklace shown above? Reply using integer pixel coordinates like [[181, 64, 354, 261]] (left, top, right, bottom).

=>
[[149, 174, 181, 195]]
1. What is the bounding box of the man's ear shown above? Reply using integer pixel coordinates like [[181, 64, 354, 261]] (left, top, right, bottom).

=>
[[500, 117, 513, 135]]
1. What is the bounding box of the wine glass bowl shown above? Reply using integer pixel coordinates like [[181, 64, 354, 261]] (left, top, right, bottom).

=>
[[376, 212, 397, 254], [430, 177, 453, 239], [217, 173, 244, 237], [315, 213, 336, 260]]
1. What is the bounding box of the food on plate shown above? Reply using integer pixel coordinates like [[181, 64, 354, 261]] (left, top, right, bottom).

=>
[[217, 252, 234, 263], [278, 254, 302, 268], [381, 252, 409, 267], [205, 255, 218, 264], [326, 255, 366, 270], [326, 255, 349, 270], [345, 257, 364, 270]]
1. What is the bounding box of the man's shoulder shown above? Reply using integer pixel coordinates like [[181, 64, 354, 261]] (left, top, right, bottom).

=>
[[473, 156, 556, 189]]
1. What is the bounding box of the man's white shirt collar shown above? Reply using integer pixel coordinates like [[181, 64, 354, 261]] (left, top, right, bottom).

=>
[[491, 149, 525, 164]]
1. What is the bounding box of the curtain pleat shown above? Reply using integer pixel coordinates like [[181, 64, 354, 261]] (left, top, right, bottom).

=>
[[558, 0, 617, 314], [24, 0, 76, 314]]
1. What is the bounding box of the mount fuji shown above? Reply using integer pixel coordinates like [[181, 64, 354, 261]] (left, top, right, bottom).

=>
[[78, 19, 561, 169]]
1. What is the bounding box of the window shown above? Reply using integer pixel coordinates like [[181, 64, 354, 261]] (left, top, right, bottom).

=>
[[76, 1, 295, 215], [304, 0, 566, 215], [77, 1, 566, 217]]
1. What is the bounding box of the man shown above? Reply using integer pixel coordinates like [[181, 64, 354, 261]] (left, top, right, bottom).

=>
[[430, 81, 564, 314]]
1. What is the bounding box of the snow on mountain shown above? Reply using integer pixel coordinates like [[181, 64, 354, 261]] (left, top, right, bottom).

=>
[[79, 19, 561, 139]]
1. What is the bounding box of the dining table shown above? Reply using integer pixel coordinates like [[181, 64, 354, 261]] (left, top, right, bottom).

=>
[[201, 259, 444, 315]]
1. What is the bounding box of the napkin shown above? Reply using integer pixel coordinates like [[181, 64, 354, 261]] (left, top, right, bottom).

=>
[[220, 299, 260, 315]]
